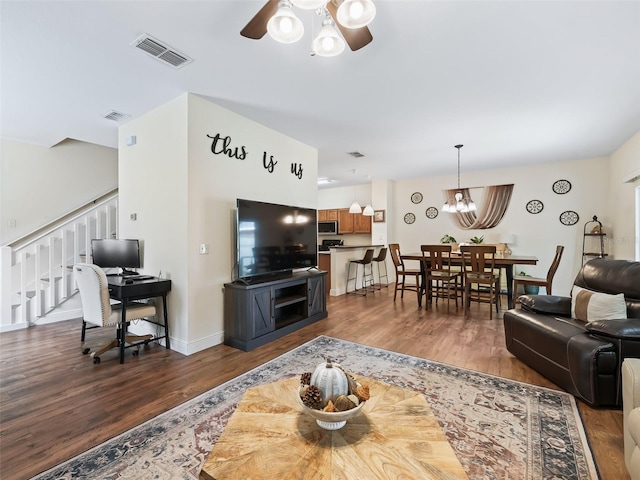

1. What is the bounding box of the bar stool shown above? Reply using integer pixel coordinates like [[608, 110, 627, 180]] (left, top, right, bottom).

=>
[[346, 249, 375, 296], [372, 247, 389, 290]]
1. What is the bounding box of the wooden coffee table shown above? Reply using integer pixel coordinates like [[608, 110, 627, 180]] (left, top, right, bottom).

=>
[[200, 376, 468, 479]]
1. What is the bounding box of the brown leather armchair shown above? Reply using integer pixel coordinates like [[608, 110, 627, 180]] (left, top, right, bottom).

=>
[[503, 258, 640, 407]]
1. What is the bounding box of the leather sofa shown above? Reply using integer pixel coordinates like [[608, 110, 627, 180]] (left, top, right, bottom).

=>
[[623, 358, 640, 479], [503, 258, 640, 407]]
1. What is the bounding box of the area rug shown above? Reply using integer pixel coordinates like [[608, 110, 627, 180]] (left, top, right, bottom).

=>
[[32, 336, 599, 479]]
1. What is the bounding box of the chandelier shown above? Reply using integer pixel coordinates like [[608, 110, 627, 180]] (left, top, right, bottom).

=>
[[442, 145, 477, 214], [266, 0, 376, 57]]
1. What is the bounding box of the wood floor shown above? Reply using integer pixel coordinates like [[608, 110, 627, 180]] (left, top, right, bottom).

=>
[[0, 286, 627, 480]]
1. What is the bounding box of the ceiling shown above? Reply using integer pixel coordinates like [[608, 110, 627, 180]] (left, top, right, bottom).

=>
[[2, 1, 639, 188]]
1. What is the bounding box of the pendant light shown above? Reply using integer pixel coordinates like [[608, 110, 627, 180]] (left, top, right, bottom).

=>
[[443, 145, 477, 213], [267, 0, 304, 44], [349, 169, 362, 213], [362, 204, 374, 216]]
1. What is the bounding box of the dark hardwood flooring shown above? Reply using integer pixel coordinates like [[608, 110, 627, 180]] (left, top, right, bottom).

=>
[[0, 286, 626, 479]]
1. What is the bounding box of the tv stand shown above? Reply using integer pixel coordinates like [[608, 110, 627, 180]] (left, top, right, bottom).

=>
[[223, 271, 327, 351]]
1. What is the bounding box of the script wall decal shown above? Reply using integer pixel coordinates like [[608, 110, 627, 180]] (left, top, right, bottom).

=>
[[207, 132, 303, 180]]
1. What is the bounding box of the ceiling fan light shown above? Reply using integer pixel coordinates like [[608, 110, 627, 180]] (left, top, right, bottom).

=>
[[267, 1, 304, 44], [291, 0, 327, 9], [312, 21, 345, 57], [337, 0, 376, 29], [349, 201, 362, 214], [362, 204, 374, 216]]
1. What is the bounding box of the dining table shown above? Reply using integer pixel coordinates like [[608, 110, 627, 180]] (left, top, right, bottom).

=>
[[401, 252, 538, 310]]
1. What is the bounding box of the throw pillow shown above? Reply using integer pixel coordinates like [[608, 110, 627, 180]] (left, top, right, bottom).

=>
[[571, 285, 627, 322]]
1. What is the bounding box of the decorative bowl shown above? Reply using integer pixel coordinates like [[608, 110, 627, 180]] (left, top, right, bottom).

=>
[[296, 388, 365, 430]]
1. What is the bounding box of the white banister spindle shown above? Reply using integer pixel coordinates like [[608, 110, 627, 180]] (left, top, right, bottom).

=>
[[95, 210, 102, 239], [85, 217, 92, 265], [106, 204, 114, 238], [0, 246, 12, 326], [35, 243, 42, 317], [61, 230, 69, 298], [20, 251, 28, 324], [48, 237, 55, 308]]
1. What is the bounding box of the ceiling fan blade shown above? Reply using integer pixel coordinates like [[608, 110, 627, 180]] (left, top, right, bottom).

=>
[[326, 1, 373, 51], [240, 0, 279, 40]]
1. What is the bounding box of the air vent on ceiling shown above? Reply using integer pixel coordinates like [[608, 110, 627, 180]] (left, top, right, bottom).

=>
[[348, 151, 365, 158], [130, 34, 193, 69], [103, 110, 131, 122]]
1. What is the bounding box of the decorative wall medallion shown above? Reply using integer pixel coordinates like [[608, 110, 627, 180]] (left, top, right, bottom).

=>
[[552, 179, 572, 194], [425, 207, 439, 219], [410, 192, 423, 204], [559, 210, 579, 226], [526, 199, 544, 214], [404, 213, 416, 224]]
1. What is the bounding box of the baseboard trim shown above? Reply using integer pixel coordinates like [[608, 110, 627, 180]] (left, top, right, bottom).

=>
[[0, 321, 29, 333]]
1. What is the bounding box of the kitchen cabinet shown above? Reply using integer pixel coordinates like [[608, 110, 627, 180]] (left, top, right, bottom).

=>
[[338, 208, 371, 234], [318, 209, 338, 222]]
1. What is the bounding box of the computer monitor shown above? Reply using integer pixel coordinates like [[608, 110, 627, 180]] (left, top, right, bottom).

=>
[[91, 239, 141, 275]]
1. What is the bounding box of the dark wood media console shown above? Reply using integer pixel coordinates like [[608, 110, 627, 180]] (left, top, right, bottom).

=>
[[223, 271, 327, 351]]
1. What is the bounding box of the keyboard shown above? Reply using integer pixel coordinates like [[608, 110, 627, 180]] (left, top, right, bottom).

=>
[[123, 275, 154, 281]]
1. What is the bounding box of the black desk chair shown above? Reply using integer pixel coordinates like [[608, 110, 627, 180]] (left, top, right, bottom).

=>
[[75, 263, 156, 364], [346, 249, 375, 296]]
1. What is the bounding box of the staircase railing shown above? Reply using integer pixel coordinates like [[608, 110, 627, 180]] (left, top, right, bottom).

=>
[[0, 190, 118, 331]]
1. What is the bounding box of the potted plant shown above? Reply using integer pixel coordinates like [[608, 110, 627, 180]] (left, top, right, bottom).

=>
[[470, 236, 484, 244], [440, 234, 458, 252]]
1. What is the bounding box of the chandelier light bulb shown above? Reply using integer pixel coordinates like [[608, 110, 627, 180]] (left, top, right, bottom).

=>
[[337, 0, 376, 29], [267, 1, 304, 44], [312, 19, 345, 56]]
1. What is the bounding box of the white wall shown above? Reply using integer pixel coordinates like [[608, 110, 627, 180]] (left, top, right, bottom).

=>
[[119, 93, 318, 355], [608, 130, 640, 260], [0, 138, 118, 245]]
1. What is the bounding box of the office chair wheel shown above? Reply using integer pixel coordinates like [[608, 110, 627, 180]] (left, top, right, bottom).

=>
[[93, 356, 101, 364], [82, 348, 90, 355]]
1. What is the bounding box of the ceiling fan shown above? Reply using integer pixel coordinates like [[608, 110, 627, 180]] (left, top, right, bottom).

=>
[[241, 0, 374, 54]]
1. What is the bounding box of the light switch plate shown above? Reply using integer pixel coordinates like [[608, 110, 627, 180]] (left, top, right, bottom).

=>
[[199, 243, 209, 254]]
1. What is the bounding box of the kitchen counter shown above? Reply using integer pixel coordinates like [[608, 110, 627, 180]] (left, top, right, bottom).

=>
[[325, 245, 389, 296]]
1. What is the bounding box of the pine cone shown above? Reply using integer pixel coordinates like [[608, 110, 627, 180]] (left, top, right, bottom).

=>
[[301, 385, 323, 409], [355, 384, 370, 401], [300, 372, 312, 385]]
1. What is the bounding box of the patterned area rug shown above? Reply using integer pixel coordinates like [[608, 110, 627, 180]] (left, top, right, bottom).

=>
[[33, 336, 599, 479]]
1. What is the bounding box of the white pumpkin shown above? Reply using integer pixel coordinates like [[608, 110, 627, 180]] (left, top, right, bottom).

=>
[[310, 360, 349, 404]]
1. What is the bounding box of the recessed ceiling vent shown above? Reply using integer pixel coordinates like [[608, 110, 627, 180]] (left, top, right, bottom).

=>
[[103, 110, 131, 122], [348, 151, 365, 158], [130, 34, 193, 69]]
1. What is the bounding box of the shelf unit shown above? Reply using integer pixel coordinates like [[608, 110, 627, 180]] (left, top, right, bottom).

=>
[[223, 271, 327, 351], [582, 215, 607, 265]]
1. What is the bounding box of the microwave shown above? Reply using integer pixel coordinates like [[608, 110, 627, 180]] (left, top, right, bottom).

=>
[[318, 221, 338, 235]]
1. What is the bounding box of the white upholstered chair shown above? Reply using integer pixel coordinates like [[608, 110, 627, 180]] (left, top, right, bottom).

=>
[[75, 263, 156, 364], [623, 358, 640, 479]]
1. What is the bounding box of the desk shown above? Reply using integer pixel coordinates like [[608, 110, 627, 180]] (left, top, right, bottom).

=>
[[200, 377, 468, 479], [107, 276, 172, 364], [402, 253, 538, 309]]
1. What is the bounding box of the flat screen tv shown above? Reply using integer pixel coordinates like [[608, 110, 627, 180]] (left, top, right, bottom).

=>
[[236, 199, 317, 281], [91, 239, 141, 275]]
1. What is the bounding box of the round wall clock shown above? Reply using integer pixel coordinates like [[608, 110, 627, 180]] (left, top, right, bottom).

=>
[[425, 207, 438, 219], [526, 199, 544, 214], [411, 192, 423, 204], [553, 179, 572, 195], [404, 212, 416, 224], [559, 210, 579, 226]]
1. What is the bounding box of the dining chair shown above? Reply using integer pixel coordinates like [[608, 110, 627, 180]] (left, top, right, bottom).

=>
[[460, 245, 501, 319], [345, 249, 375, 296], [513, 245, 564, 304], [75, 263, 156, 364], [420, 244, 461, 312], [388, 243, 421, 303]]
